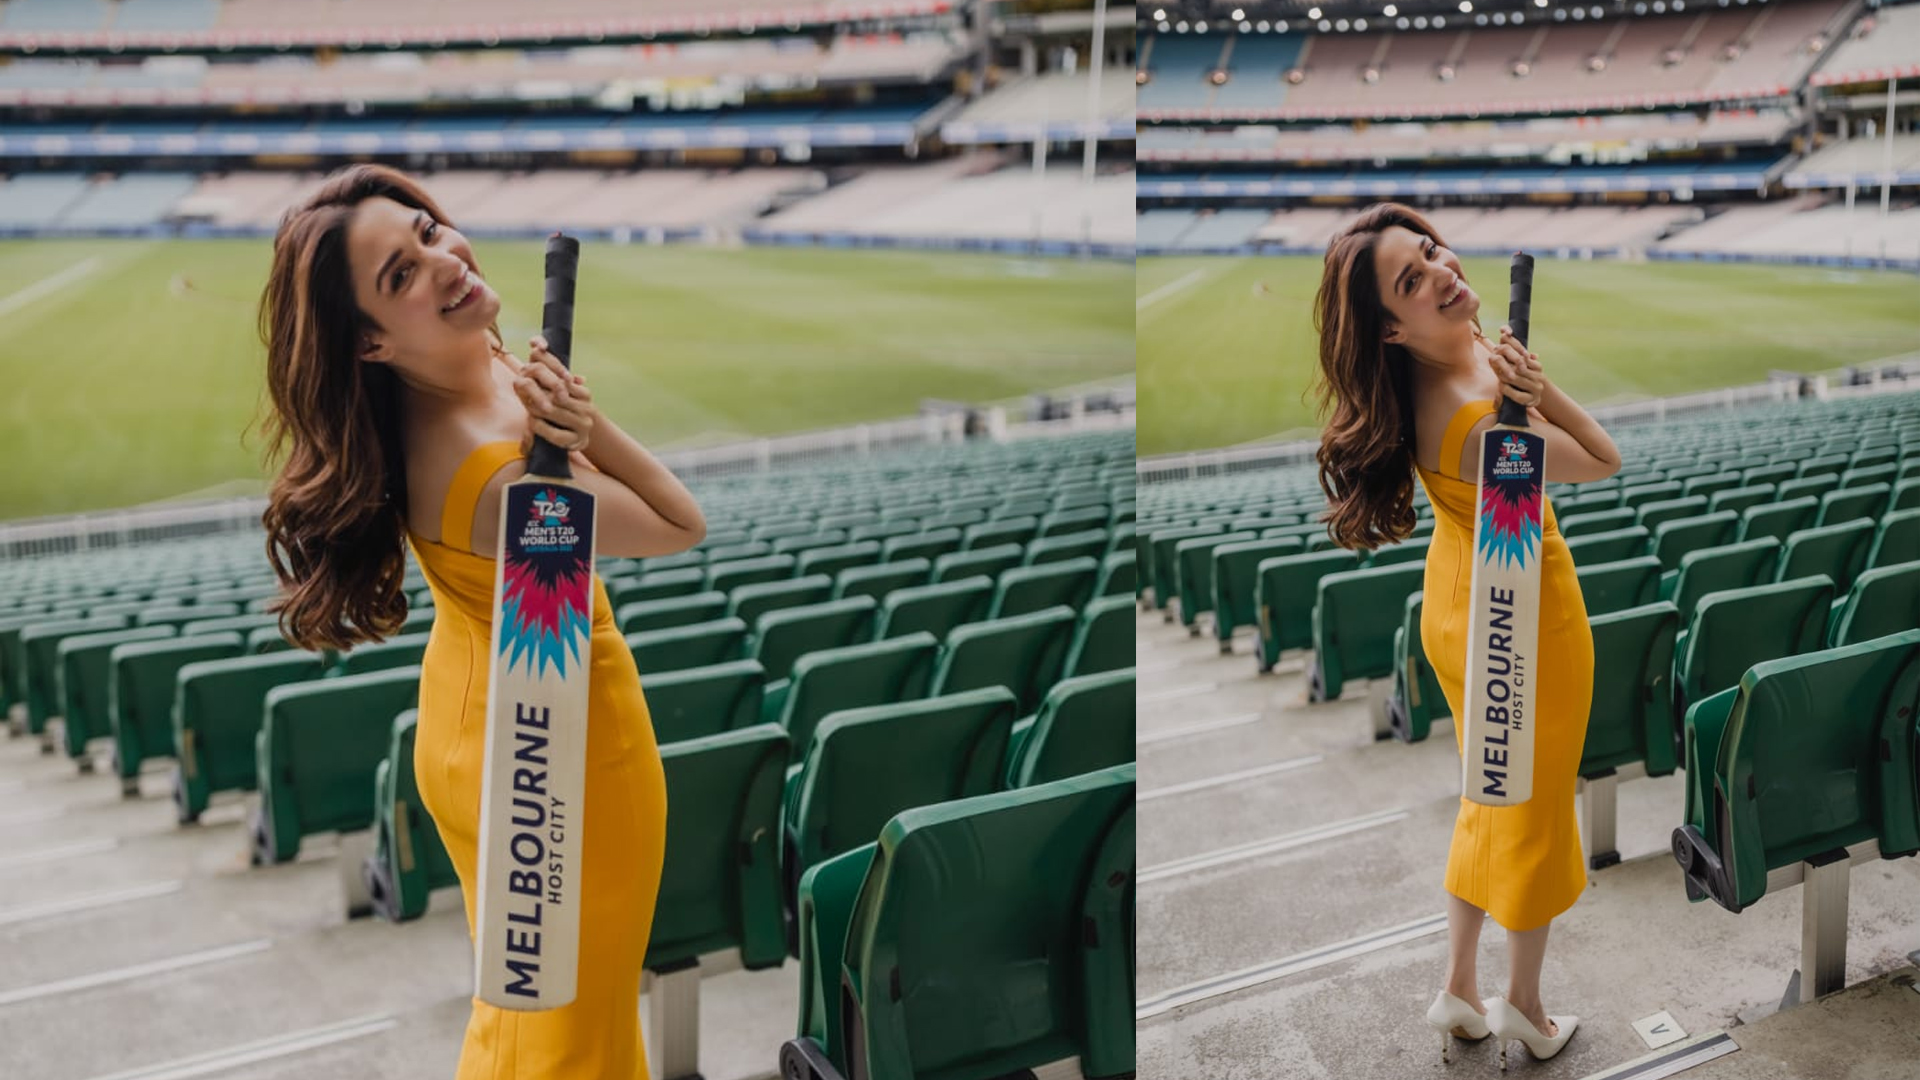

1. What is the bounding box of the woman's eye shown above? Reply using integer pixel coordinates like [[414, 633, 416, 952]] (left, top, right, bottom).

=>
[[424, 222, 439, 242]]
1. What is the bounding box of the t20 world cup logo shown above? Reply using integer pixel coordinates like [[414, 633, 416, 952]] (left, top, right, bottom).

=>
[[529, 489, 571, 527]]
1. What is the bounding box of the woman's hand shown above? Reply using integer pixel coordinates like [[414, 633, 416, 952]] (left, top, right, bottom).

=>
[[515, 335, 597, 455], [1489, 324, 1545, 408]]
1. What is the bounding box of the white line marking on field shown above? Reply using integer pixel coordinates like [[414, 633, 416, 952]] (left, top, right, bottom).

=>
[[1136, 912, 1449, 1020], [0, 837, 117, 870], [0, 939, 272, 1008], [79, 1013, 398, 1080], [1137, 712, 1262, 746], [1135, 268, 1208, 309], [0, 257, 102, 320], [1137, 754, 1322, 801], [1138, 682, 1217, 704], [1140, 808, 1412, 883], [0, 881, 183, 927]]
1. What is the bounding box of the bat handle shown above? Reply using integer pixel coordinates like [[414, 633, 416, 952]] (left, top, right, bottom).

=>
[[529, 233, 581, 479], [1500, 251, 1535, 428]]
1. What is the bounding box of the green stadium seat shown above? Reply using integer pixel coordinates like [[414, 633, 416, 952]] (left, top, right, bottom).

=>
[[1649, 512, 1739, 573], [1063, 594, 1132, 679], [1738, 496, 1819, 544], [1559, 508, 1636, 537], [246, 625, 298, 654], [1890, 479, 1920, 513], [174, 651, 329, 824], [611, 567, 706, 607], [1619, 481, 1684, 509], [1635, 497, 1709, 535], [109, 633, 246, 793], [363, 710, 458, 921], [627, 617, 748, 675], [255, 666, 421, 865], [1555, 490, 1622, 516], [1040, 507, 1109, 537], [1816, 482, 1891, 528], [641, 659, 765, 744], [180, 613, 282, 638], [335, 632, 428, 676], [1840, 464, 1897, 490], [962, 517, 1039, 551], [832, 560, 930, 604], [19, 615, 131, 737], [1708, 484, 1776, 517], [881, 529, 964, 565], [1576, 602, 1681, 868], [1026, 528, 1109, 567], [1094, 551, 1136, 599], [1212, 538, 1305, 651], [1309, 562, 1425, 705], [929, 606, 1076, 714], [1775, 519, 1874, 594], [728, 575, 833, 628], [1147, 525, 1224, 611], [781, 763, 1134, 1080], [1681, 473, 1743, 502], [1575, 556, 1663, 617], [1866, 508, 1920, 570], [706, 555, 797, 596], [792, 847, 879, 1076], [931, 543, 1023, 584], [797, 542, 883, 580], [988, 557, 1099, 619], [1005, 668, 1135, 789], [1671, 539, 1781, 624], [1798, 453, 1850, 478], [754, 597, 878, 684], [619, 591, 729, 635], [1673, 576, 1833, 751], [873, 577, 993, 643], [1365, 536, 1430, 568], [1254, 549, 1361, 674], [1827, 562, 1920, 647], [775, 533, 853, 558], [923, 510, 988, 532], [56, 626, 177, 766], [1774, 475, 1838, 506], [850, 522, 918, 545], [1741, 464, 1796, 488], [773, 634, 940, 759], [133, 602, 241, 629], [708, 541, 774, 563], [1387, 592, 1450, 744]]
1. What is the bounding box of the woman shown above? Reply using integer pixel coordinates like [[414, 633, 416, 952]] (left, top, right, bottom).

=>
[[1311, 204, 1621, 1068], [257, 164, 705, 1077]]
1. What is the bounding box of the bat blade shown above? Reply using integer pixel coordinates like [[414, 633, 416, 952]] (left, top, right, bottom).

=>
[[475, 233, 591, 1010], [1461, 252, 1542, 807]]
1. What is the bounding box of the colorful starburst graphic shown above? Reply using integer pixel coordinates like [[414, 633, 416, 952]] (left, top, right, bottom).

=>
[[1478, 476, 1542, 570]]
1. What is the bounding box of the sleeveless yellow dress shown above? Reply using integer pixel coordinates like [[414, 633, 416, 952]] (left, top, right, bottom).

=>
[[1415, 401, 1593, 932], [407, 440, 668, 1078]]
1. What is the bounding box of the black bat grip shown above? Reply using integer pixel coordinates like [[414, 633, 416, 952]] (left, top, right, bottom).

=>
[[528, 233, 580, 479], [1499, 251, 1535, 428]]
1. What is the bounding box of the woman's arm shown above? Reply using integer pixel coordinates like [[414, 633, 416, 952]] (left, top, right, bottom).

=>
[[577, 414, 707, 550], [1529, 377, 1622, 481], [1460, 326, 1622, 485]]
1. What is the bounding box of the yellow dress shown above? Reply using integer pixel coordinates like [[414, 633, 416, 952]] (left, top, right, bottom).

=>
[[1415, 401, 1592, 932], [407, 440, 667, 1078]]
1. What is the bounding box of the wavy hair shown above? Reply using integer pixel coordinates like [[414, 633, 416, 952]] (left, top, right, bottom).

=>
[[1311, 202, 1481, 550], [255, 164, 499, 651]]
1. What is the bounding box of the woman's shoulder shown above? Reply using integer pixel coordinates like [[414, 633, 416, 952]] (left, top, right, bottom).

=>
[[404, 416, 522, 544], [1412, 383, 1496, 473]]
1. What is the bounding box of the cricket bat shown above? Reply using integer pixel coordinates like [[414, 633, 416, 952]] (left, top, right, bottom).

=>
[[474, 233, 594, 1008], [1461, 252, 1541, 807]]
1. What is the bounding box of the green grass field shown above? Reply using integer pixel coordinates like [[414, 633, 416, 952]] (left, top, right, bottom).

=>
[[1139, 255, 1920, 459], [0, 240, 1133, 519]]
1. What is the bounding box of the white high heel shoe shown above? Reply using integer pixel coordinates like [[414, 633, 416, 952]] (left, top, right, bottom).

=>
[[1485, 997, 1578, 1069], [1425, 991, 1490, 1064]]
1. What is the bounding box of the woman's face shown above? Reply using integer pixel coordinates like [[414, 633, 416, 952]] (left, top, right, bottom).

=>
[[346, 195, 500, 368], [1372, 224, 1478, 352]]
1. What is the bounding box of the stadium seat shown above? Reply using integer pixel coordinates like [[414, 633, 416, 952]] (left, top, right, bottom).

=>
[[255, 666, 422, 865], [56, 625, 177, 767], [1387, 592, 1450, 744], [1866, 508, 1920, 570], [1026, 528, 1110, 568], [1649, 511, 1739, 572], [335, 631, 428, 676], [797, 541, 884, 580], [1210, 538, 1304, 651], [1774, 519, 1874, 594], [882, 529, 964, 564], [110, 633, 246, 794], [1575, 556, 1663, 617], [174, 651, 328, 824], [1620, 481, 1683, 509], [873, 576, 993, 642], [832, 560, 930, 604], [1816, 482, 1891, 528], [1671, 631, 1920, 1002], [1558, 508, 1636, 537], [1576, 602, 1680, 868], [931, 544, 1024, 584], [1254, 549, 1361, 673], [989, 556, 1098, 619], [246, 625, 297, 654], [728, 575, 833, 628], [1738, 496, 1818, 544], [1562, 526, 1650, 566], [1005, 668, 1135, 789], [1094, 550, 1136, 599], [611, 567, 706, 607], [1673, 576, 1833, 750], [772, 634, 941, 759], [1635, 496, 1709, 534], [1671, 539, 1781, 623], [1890, 479, 1920, 512], [1775, 475, 1838, 506], [1681, 472, 1742, 502], [1148, 525, 1224, 611], [1741, 464, 1796, 488], [1063, 594, 1132, 678], [851, 522, 917, 545], [627, 617, 749, 675], [1040, 507, 1109, 537], [1365, 536, 1430, 568], [754, 597, 879, 684], [1309, 562, 1425, 708], [781, 763, 1134, 1080], [180, 613, 281, 638], [963, 517, 1039, 551], [19, 615, 130, 739], [640, 659, 766, 744], [1708, 484, 1776, 517], [619, 591, 730, 635], [706, 554, 797, 596], [929, 605, 1075, 714], [1827, 562, 1920, 648], [363, 710, 458, 922], [708, 541, 774, 564]]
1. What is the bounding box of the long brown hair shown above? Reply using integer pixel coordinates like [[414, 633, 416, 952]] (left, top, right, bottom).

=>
[[256, 164, 498, 651], [1311, 202, 1480, 551]]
